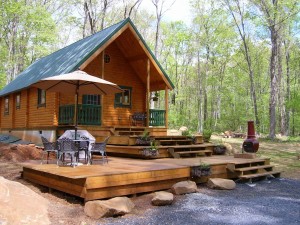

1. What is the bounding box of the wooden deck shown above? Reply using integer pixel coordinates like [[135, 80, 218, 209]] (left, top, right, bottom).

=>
[[22, 156, 278, 201]]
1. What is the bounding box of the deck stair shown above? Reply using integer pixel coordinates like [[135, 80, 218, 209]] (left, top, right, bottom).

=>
[[227, 159, 281, 182], [167, 144, 214, 158], [114, 127, 146, 136]]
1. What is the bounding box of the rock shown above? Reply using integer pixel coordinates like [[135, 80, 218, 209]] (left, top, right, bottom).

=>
[[207, 178, 236, 190], [179, 126, 188, 132], [84, 197, 135, 219], [151, 191, 174, 206], [171, 181, 197, 195], [10, 144, 18, 150], [223, 143, 239, 155], [0, 176, 50, 225]]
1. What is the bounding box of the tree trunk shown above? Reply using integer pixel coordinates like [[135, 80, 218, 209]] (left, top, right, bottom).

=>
[[269, 26, 278, 139]]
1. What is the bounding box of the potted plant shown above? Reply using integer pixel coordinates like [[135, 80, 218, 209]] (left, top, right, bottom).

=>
[[203, 130, 212, 142], [213, 143, 227, 155], [182, 130, 197, 144], [191, 162, 211, 178], [142, 141, 159, 157], [136, 129, 152, 145], [152, 91, 159, 101]]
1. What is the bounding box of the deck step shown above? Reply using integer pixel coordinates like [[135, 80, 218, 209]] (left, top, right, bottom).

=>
[[239, 171, 281, 179], [234, 165, 273, 172], [168, 148, 212, 158], [159, 139, 193, 146]]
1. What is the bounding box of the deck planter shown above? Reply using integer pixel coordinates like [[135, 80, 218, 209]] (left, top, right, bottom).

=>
[[191, 165, 211, 178], [141, 148, 159, 157]]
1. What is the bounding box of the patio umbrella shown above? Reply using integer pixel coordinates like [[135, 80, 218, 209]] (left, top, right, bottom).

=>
[[32, 70, 123, 137]]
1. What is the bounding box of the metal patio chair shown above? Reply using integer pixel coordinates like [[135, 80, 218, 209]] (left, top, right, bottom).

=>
[[77, 136, 89, 164], [58, 137, 78, 167], [41, 136, 59, 165], [89, 136, 110, 164]]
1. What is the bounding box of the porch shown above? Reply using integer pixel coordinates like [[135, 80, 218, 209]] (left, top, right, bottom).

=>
[[58, 104, 166, 127]]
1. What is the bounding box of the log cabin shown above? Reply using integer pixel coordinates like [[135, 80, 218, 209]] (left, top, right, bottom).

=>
[[0, 18, 174, 143]]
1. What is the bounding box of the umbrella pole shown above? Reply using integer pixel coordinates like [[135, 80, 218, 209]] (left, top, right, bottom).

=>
[[74, 81, 79, 139]]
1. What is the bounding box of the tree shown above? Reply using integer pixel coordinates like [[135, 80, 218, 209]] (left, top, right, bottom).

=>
[[224, 0, 260, 132], [0, 0, 57, 84], [251, 0, 299, 138]]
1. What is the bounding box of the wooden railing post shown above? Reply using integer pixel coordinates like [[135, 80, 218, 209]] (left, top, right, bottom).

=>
[[165, 86, 168, 129], [146, 59, 150, 127]]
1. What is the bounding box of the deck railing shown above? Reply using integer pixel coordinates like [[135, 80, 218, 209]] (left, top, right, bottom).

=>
[[59, 104, 101, 125], [149, 109, 166, 126]]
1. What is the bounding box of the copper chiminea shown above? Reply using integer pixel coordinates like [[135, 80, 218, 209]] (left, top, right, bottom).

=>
[[242, 121, 259, 153]]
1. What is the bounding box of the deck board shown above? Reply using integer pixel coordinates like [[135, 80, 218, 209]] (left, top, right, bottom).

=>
[[22, 156, 272, 201]]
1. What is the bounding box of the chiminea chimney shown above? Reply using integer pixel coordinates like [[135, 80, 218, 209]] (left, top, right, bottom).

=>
[[242, 121, 259, 153]]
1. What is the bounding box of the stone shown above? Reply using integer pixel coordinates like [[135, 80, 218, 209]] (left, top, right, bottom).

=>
[[171, 180, 197, 195], [179, 126, 188, 132], [84, 197, 135, 219], [151, 191, 174, 206], [0, 176, 50, 225], [10, 144, 18, 150], [207, 178, 236, 190]]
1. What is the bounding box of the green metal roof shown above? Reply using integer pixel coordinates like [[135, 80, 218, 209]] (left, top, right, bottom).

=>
[[0, 18, 174, 96]]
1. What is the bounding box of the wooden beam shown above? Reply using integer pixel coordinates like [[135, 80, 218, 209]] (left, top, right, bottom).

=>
[[146, 59, 150, 127], [79, 24, 130, 70], [165, 86, 168, 129], [127, 25, 173, 90], [101, 51, 105, 126]]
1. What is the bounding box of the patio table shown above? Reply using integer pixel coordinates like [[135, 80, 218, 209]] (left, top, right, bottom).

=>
[[58, 130, 95, 165]]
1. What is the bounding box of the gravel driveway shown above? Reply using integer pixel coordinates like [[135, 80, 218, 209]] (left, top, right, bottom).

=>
[[100, 178, 300, 225]]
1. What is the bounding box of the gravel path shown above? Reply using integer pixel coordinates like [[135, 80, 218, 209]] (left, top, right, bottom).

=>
[[100, 178, 300, 225]]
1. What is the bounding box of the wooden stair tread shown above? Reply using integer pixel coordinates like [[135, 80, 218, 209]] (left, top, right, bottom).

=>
[[168, 144, 214, 149], [176, 150, 212, 154], [227, 159, 268, 165], [235, 165, 273, 172], [239, 171, 281, 179]]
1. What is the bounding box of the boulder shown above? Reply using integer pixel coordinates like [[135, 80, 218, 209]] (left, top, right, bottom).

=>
[[151, 191, 174, 206], [207, 178, 236, 190], [179, 126, 188, 132], [171, 180, 197, 195], [84, 197, 135, 219], [0, 176, 50, 225]]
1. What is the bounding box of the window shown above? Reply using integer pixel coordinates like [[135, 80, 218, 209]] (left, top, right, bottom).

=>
[[114, 86, 131, 108], [16, 93, 21, 109], [83, 95, 100, 105], [104, 54, 110, 63], [4, 96, 9, 115], [37, 89, 46, 107]]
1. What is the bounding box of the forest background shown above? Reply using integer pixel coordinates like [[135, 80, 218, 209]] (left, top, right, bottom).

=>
[[0, 0, 299, 139]]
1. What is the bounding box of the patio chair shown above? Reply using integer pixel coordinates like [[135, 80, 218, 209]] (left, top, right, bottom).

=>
[[77, 136, 89, 164], [41, 136, 59, 165], [89, 136, 110, 164], [58, 137, 78, 167]]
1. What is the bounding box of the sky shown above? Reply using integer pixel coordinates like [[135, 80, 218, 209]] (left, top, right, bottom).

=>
[[139, 0, 192, 24]]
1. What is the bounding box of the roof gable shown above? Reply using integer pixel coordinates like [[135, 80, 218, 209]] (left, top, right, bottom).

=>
[[0, 18, 174, 96]]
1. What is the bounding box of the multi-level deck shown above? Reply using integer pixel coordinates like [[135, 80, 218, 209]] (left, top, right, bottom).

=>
[[22, 126, 281, 201], [22, 156, 280, 201]]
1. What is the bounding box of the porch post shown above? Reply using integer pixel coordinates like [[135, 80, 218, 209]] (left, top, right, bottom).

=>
[[146, 59, 150, 127], [101, 50, 105, 125], [165, 86, 168, 129]]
